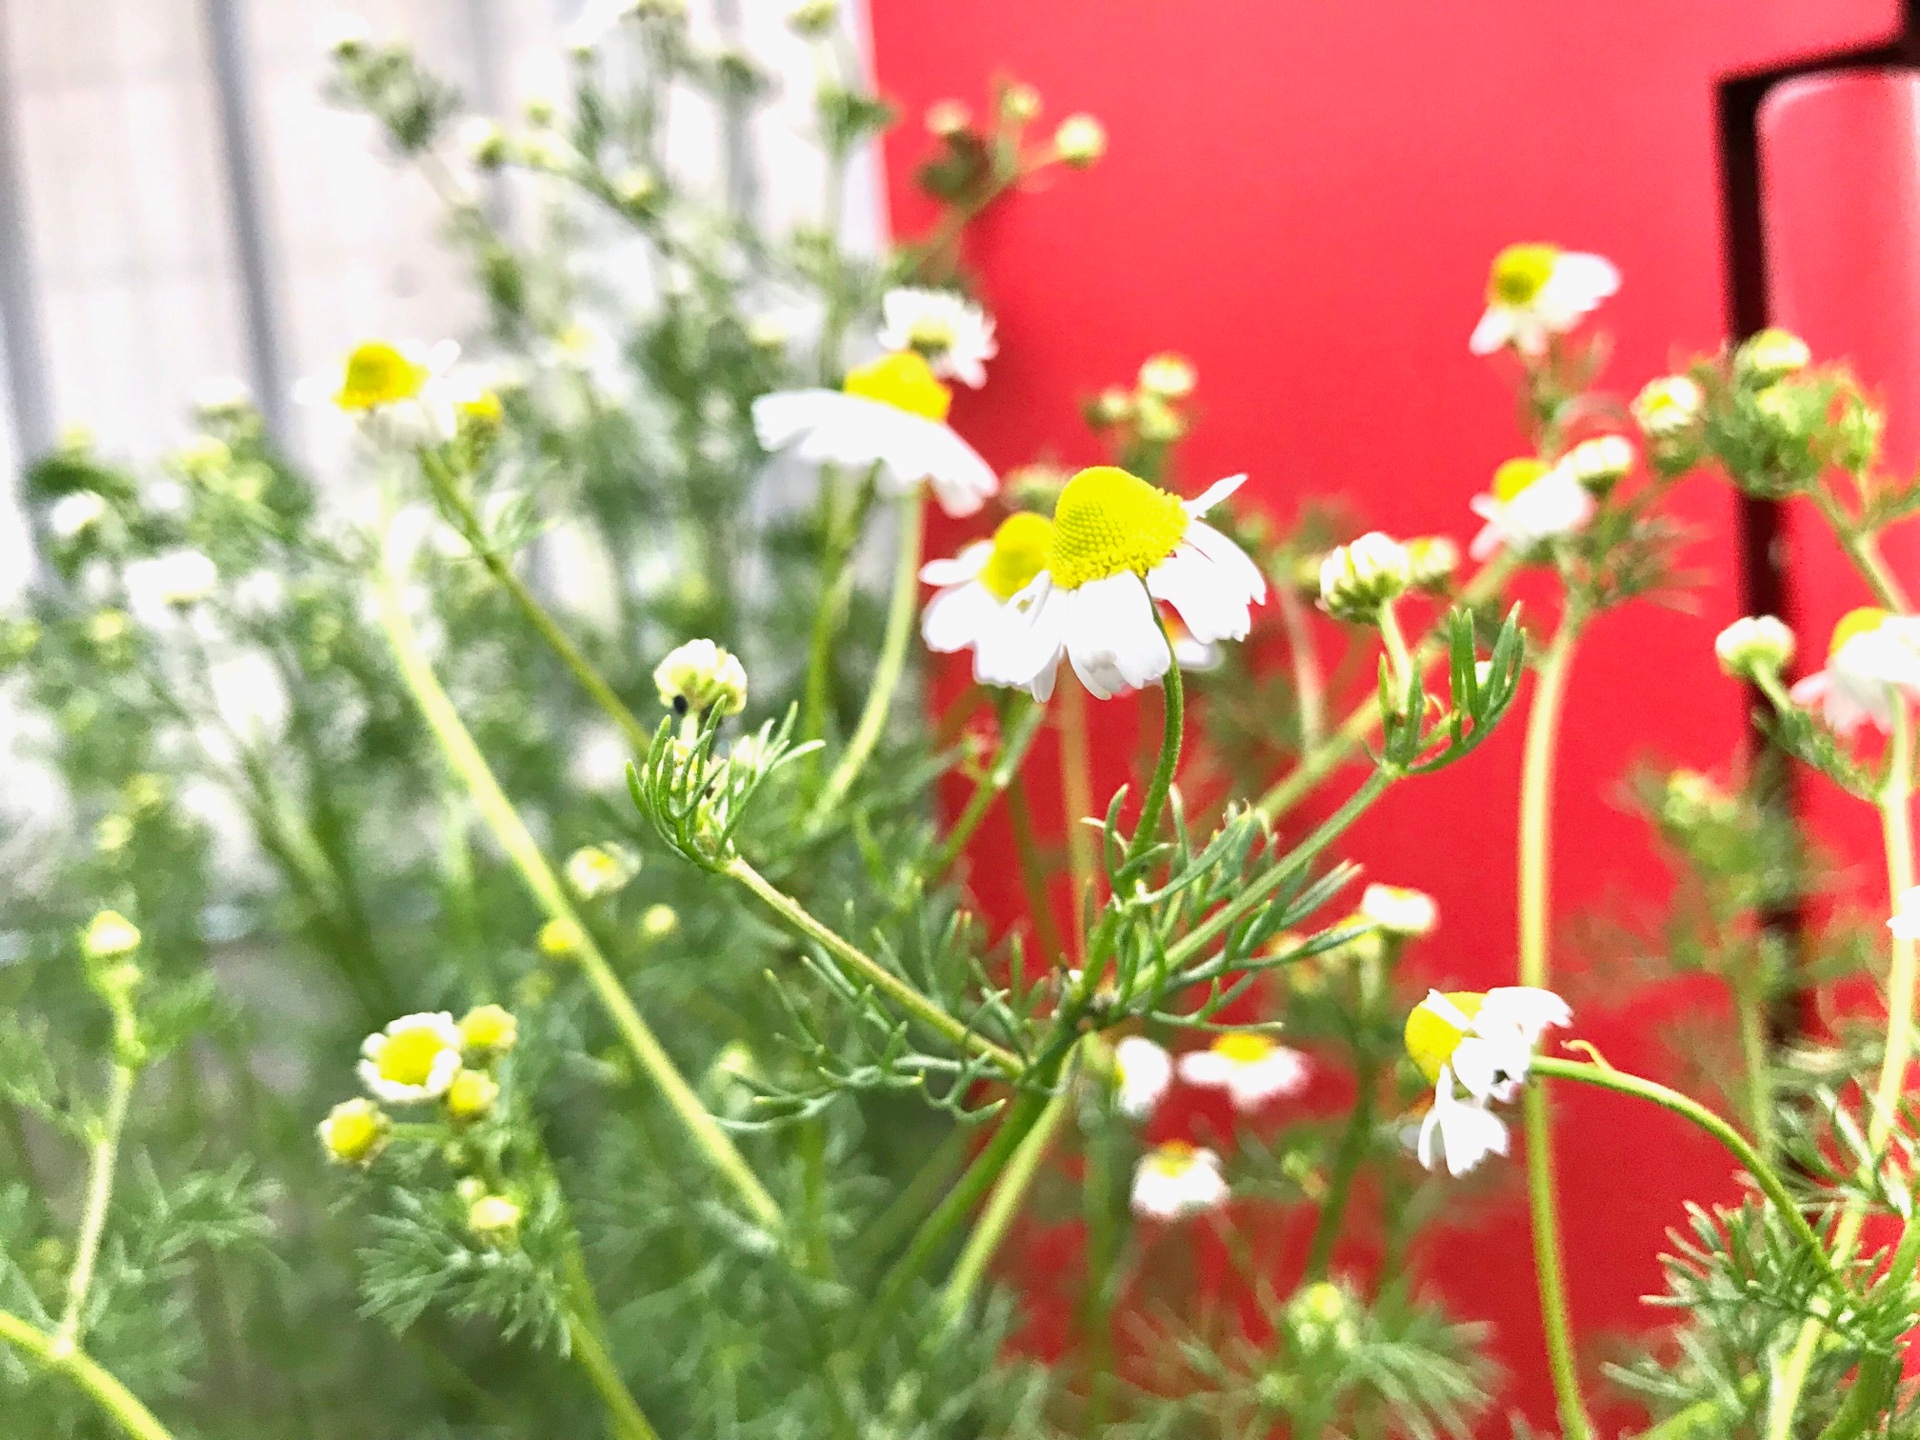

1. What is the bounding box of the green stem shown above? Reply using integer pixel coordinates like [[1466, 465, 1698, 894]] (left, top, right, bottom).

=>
[[1814, 491, 1911, 613], [0, 1311, 175, 1440], [1276, 581, 1327, 751], [374, 560, 783, 1233], [803, 464, 872, 746], [939, 1072, 1075, 1327], [1376, 600, 1415, 717], [1767, 701, 1915, 1440], [1734, 981, 1776, 1161], [930, 695, 1048, 880], [1126, 619, 1185, 869], [565, 1309, 660, 1440], [1515, 614, 1590, 1440], [1255, 554, 1516, 821], [1005, 780, 1068, 964], [810, 494, 927, 825], [1305, 1047, 1377, 1279], [1529, 1057, 1829, 1270], [1059, 675, 1098, 962], [722, 855, 1019, 1075], [57, 1057, 136, 1349]]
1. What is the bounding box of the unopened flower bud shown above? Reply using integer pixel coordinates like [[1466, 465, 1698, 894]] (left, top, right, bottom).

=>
[[445, 1070, 500, 1120], [1133, 394, 1185, 444], [1714, 614, 1794, 679], [466, 1193, 522, 1243], [459, 1003, 519, 1058], [1404, 536, 1459, 591], [82, 910, 141, 960], [318, 12, 371, 59], [1359, 883, 1437, 938], [925, 100, 971, 139], [565, 842, 640, 900], [1318, 532, 1411, 619], [319, 1098, 390, 1166], [999, 82, 1041, 123], [653, 639, 748, 717], [459, 116, 507, 169], [1632, 375, 1704, 438], [1087, 386, 1133, 426], [639, 903, 679, 941], [1136, 352, 1195, 400], [1660, 769, 1735, 837], [787, 0, 837, 35], [1562, 433, 1635, 495], [1053, 114, 1106, 167], [614, 167, 659, 212], [1735, 327, 1811, 386], [538, 917, 584, 960], [1286, 1280, 1359, 1353]]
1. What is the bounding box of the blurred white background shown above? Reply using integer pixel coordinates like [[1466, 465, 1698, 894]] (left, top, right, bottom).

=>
[[0, 0, 884, 601]]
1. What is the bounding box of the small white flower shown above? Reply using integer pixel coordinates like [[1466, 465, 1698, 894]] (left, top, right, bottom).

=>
[[1360, 883, 1437, 938], [49, 491, 107, 540], [1632, 375, 1705, 438], [125, 550, 218, 622], [1001, 468, 1266, 700], [359, 1012, 465, 1104], [1789, 608, 1920, 736], [1416, 1067, 1510, 1177], [1561, 433, 1635, 493], [1318, 532, 1411, 619], [1130, 1142, 1229, 1220], [1889, 886, 1920, 942], [1113, 1035, 1172, 1120], [653, 638, 747, 716], [1405, 987, 1570, 1105], [920, 512, 1053, 686], [1468, 457, 1593, 561], [565, 842, 640, 899], [1469, 244, 1619, 357], [877, 288, 998, 389], [1715, 615, 1795, 679], [1137, 352, 1196, 400], [1053, 114, 1106, 167], [752, 351, 997, 518], [1177, 1032, 1310, 1113]]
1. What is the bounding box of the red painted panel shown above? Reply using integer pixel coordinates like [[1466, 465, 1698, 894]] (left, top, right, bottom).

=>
[[873, 1, 1902, 1427]]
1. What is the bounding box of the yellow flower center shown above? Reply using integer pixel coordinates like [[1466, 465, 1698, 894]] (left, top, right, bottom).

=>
[[1492, 457, 1551, 502], [1404, 991, 1484, 1083], [1488, 244, 1560, 306], [335, 342, 429, 411], [1830, 606, 1888, 656], [1148, 1140, 1199, 1175], [376, 1025, 448, 1087], [842, 350, 952, 422], [1211, 1032, 1277, 1065], [1045, 466, 1189, 591], [979, 512, 1054, 600]]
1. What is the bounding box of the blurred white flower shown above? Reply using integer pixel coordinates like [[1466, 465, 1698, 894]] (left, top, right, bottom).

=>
[[1177, 1032, 1309, 1112], [1789, 608, 1920, 736], [125, 550, 218, 624], [49, 491, 106, 540], [1360, 883, 1437, 937], [1131, 1142, 1228, 1220], [878, 288, 997, 389], [1113, 1035, 1172, 1121], [1468, 457, 1592, 560], [1714, 615, 1794, 679], [1469, 244, 1618, 357], [1415, 1068, 1510, 1177]]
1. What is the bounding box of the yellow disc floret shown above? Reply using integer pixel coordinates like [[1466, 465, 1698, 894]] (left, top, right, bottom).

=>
[[1488, 244, 1560, 306], [1492, 457, 1551, 502], [1046, 466, 1189, 591], [1211, 1032, 1277, 1065], [1830, 606, 1888, 656], [1147, 1139, 1199, 1175], [1404, 990, 1484, 1082], [979, 512, 1054, 600], [376, 1024, 448, 1088], [335, 341, 429, 411], [842, 350, 952, 422]]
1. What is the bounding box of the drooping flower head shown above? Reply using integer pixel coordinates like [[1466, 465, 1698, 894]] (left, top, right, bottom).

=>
[[1404, 987, 1570, 1104], [1415, 1070, 1511, 1177], [1360, 883, 1437, 938], [752, 348, 997, 517], [1789, 607, 1920, 736], [1112, 1035, 1173, 1121], [1467, 456, 1593, 560], [1177, 1032, 1310, 1113], [1002, 467, 1266, 700], [1130, 1141, 1229, 1220], [877, 288, 997, 389], [1469, 244, 1620, 357], [359, 1012, 465, 1104]]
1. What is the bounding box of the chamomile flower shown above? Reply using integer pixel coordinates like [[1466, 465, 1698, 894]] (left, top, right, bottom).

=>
[[1360, 883, 1437, 938], [1715, 615, 1795, 679], [1415, 1069, 1510, 1177], [358, 1012, 465, 1104], [467, 1193, 523, 1243], [445, 1070, 500, 1121], [1001, 467, 1267, 700], [920, 512, 1053, 683], [1469, 244, 1619, 357], [1177, 1032, 1310, 1112], [1632, 375, 1705, 438], [1113, 1035, 1173, 1120], [752, 350, 997, 517], [459, 1004, 519, 1058], [124, 550, 219, 623], [1130, 1142, 1229, 1220], [318, 1098, 390, 1166], [324, 338, 466, 445], [1789, 608, 1920, 736], [877, 288, 997, 388], [1467, 457, 1593, 560], [1404, 987, 1570, 1105]]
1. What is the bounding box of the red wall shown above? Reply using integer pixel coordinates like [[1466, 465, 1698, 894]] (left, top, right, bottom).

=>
[[871, 1, 1912, 1428]]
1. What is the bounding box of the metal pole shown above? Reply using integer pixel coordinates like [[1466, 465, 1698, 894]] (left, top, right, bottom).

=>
[[0, 0, 53, 463], [202, 0, 289, 445]]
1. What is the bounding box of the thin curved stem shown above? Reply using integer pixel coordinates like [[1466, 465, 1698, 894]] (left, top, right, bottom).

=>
[[0, 1310, 175, 1440], [56, 1058, 136, 1348], [1305, 1047, 1377, 1279], [723, 855, 1019, 1075], [1275, 582, 1327, 752], [1767, 702, 1914, 1440], [374, 559, 783, 1233], [931, 695, 1048, 880], [939, 1069, 1076, 1327], [1059, 676, 1098, 961], [1516, 615, 1591, 1440], [1125, 627, 1185, 870], [565, 1309, 660, 1440], [811, 494, 927, 824]]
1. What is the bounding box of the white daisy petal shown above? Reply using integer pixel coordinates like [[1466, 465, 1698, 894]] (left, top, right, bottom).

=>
[[919, 541, 991, 587], [1182, 473, 1248, 518]]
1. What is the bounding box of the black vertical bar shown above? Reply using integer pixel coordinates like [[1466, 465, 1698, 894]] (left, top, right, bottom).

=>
[[203, 0, 288, 445], [0, 0, 52, 463]]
